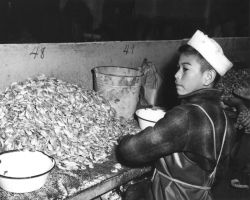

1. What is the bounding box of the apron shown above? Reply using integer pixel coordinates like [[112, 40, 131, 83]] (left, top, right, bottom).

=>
[[151, 104, 228, 200]]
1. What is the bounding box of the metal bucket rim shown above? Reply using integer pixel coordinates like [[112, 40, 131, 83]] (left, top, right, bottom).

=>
[[93, 66, 143, 78]]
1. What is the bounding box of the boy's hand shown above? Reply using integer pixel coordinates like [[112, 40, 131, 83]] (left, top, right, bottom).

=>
[[242, 114, 250, 134], [236, 108, 250, 134], [222, 96, 245, 110]]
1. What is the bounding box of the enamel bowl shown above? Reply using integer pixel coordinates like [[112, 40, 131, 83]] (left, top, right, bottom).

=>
[[135, 107, 166, 130], [0, 150, 55, 193]]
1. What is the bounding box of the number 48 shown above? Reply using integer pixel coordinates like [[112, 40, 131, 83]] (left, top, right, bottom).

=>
[[30, 47, 46, 59]]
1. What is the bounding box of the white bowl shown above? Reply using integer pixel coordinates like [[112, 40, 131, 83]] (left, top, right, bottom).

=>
[[0, 150, 55, 193], [136, 107, 166, 130]]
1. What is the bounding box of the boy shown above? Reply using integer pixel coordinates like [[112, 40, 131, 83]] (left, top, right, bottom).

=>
[[117, 30, 237, 200], [223, 83, 250, 188]]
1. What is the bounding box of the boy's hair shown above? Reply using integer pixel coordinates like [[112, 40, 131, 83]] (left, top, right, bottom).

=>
[[178, 44, 220, 84]]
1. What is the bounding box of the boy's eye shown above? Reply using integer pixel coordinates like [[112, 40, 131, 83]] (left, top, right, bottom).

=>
[[183, 67, 188, 71]]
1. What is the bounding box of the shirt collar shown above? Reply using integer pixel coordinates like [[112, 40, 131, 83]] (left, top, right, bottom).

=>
[[178, 88, 223, 104]]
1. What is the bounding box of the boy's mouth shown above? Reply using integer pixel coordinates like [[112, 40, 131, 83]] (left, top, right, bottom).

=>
[[175, 82, 181, 87]]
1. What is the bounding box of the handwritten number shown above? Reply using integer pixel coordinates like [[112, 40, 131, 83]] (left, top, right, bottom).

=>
[[29, 47, 46, 59], [123, 45, 129, 54], [130, 44, 134, 54], [30, 47, 39, 59], [40, 47, 46, 59], [123, 44, 135, 55]]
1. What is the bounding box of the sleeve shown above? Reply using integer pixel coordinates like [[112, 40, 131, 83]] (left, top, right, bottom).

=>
[[116, 107, 190, 166]]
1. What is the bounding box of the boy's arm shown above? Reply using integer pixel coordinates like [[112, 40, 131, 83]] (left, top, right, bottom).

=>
[[223, 96, 250, 133], [116, 107, 189, 166], [222, 96, 247, 113]]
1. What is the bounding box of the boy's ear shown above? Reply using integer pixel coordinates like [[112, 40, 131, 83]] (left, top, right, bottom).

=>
[[203, 69, 216, 86]]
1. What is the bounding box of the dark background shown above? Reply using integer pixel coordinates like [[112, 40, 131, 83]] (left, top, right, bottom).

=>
[[0, 0, 249, 43]]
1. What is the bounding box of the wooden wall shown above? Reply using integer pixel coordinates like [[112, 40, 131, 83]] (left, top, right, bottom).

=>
[[0, 37, 249, 106]]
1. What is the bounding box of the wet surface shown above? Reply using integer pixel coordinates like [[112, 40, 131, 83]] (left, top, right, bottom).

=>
[[213, 168, 250, 200]]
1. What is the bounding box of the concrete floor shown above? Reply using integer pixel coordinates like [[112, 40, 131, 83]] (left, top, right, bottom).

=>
[[122, 168, 250, 200], [213, 169, 250, 200], [212, 134, 250, 200]]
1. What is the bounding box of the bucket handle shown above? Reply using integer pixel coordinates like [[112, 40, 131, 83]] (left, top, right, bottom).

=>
[[96, 84, 141, 96]]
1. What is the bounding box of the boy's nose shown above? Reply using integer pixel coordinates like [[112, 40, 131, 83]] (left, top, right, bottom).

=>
[[175, 70, 181, 80]]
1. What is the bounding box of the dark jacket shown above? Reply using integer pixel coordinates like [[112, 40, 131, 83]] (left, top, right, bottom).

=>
[[117, 88, 237, 200]]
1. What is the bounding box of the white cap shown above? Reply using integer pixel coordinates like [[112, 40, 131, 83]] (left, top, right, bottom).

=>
[[187, 30, 233, 76]]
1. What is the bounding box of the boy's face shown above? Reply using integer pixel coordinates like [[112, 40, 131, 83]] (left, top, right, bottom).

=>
[[175, 53, 205, 95]]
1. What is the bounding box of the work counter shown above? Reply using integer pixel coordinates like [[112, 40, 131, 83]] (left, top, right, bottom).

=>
[[0, 156, 152, 200]]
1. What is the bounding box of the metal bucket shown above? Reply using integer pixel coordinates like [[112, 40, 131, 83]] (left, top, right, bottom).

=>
[[93, 66, 142, 119]]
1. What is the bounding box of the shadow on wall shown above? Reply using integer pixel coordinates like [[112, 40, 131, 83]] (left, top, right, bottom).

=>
[[156, 53, 180, 110]]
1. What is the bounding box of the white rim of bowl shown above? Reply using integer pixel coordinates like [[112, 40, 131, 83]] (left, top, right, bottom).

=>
[[0, 150, 55, 179], [136, 114, 158, 123], [136, 108, 166, 123]]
